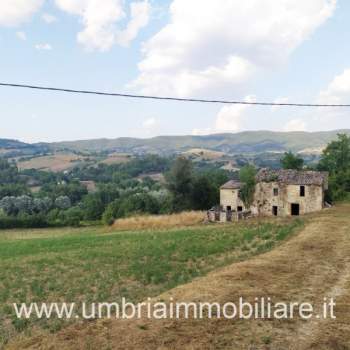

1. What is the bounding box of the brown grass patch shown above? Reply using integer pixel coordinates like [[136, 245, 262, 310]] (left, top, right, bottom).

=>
[[100, 153, 131, 165], [112, 211, 205, 231], [17, 153, 86, 172]]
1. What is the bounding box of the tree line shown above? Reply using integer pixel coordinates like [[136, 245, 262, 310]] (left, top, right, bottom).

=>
[[0, 133, 348, 228]]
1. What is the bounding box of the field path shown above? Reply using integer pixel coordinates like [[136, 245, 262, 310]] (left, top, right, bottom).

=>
[[8, 204, 350, 350]]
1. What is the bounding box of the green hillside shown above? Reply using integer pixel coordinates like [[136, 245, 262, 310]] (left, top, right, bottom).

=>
[[1, 130, 349, 157], [48, 129, 350, 154]]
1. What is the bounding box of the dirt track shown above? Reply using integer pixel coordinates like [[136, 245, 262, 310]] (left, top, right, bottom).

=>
[[8, 204, 350, 350]]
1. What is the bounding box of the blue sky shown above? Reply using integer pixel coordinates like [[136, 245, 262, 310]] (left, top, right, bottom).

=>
[[0, 0, 350, 143]]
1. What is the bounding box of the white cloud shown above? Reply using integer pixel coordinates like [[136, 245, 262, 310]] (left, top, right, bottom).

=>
[[193, 95, 255, 135], [55, 0, 150, 51], [16, 31, 27, 41], [192, 128, 213, 136], [42, 13, 57, 24], [35, 43, 52, 50], [215, 99, 254, 133], [280, 69, 350, 132], [116, 1, 151, 46], [307, 68, 350, 127], [132, 0, 336, 97], [284, 118, 307, 131], [132, 55, 254, 97], [0, 0, 44, 26], [318, 69, 350, 104], [142, 117, 157, 128]]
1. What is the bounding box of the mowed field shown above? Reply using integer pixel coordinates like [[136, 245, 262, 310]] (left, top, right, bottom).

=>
[[6, 204, 350, 350], [0, 215, 302, 348]]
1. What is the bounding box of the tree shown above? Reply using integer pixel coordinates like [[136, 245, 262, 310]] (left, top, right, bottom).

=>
[[55, 196, 71, 210], [0, 196, 17, 215], [81, 194, 105, 220], [239, 165, 256, 208], [166, 156, 193, 211], [14, 195, 33, 214], [39, 181, 87, 204], [318, 133, 350, 201], [33, 197, 52, 214], [0, 184, 29, 199], [281, 151, 304, 170], [102, 202, 118, 225], [102, 192, 161, 224], [191, 175, 216, 210]]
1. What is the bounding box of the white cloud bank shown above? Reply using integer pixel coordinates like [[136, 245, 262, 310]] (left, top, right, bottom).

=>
[[0, 0, 44, 26], [55, 0, 151, 51], [132, 0, 336, 97], [0, 0, 150, 50]]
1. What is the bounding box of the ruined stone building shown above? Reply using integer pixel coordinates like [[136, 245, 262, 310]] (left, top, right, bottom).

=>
[[211, 168, 329, 221]]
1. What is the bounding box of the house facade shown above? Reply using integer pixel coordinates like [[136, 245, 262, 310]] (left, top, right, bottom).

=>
[[215, 168, 328, 221]]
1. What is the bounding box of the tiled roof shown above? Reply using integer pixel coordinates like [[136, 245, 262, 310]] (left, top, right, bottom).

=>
[[256, 168, 328, 187], [220, 180, 242, 189]]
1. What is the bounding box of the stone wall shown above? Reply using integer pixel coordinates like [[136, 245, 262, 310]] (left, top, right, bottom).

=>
[[252, 182, 324, 216], [220, 188, 246, 211]]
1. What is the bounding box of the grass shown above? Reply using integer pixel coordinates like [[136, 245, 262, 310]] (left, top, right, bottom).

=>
[[0, 218, 303, 346]]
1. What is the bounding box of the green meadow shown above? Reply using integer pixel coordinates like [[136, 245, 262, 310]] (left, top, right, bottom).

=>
[[0, 219, 302, 346]]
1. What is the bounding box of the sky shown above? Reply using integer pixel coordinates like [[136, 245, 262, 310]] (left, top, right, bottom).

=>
[[1, 0, 350, 143]]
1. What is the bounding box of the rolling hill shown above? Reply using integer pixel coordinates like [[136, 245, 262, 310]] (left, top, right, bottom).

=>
[[47, 130, 350, 155], [1, 130, 349, 158]]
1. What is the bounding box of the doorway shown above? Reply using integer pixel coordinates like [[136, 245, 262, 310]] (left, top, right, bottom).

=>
[[237, 206, 243, 212], [291, 203, 300, 216], [272, 206, 278, 216]]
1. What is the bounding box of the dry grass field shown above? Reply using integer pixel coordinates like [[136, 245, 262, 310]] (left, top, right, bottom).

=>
[[112, 211, 205, 231], [7, 203, 350, 350], [100, 153, 132, 165], [17, 153, 87, 172], [183, 148, 225, 160]]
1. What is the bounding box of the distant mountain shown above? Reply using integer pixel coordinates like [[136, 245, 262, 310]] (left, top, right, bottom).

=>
[[0, 139, 31, 149], [47, 130, 350, 155], [0, 139, 48, 158]]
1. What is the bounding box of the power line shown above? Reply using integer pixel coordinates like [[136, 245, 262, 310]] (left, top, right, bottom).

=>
[[0, 82, 349, 107]]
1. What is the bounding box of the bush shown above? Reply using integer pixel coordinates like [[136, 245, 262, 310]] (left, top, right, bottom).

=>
[[0, 213, 49, 229], [102, 203, 117, 225], [46, 207, 84, 227], [61, 207, 84, 227], [102, 193, 161, 224]]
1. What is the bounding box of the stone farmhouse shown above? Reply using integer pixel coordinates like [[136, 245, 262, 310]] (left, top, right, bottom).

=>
[[210, 168, 329, 222]]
